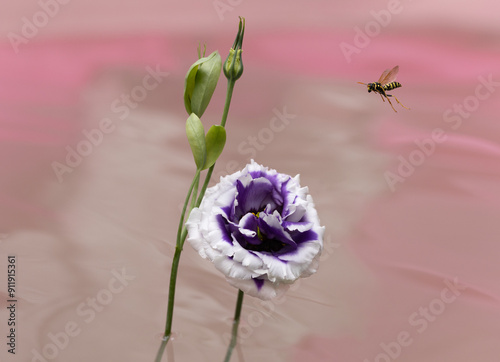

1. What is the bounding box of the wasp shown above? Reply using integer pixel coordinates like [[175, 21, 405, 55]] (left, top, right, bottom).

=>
[[358, 65, 409, 112]]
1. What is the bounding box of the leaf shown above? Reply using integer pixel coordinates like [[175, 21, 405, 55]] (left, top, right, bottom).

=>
[[185, 113, 206, 170], [184, 51, 222, 117], [203, 125, 226, 170], [184, 62, 201, 115]]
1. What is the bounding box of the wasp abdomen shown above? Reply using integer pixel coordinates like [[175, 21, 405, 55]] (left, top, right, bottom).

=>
[[383, 82, 402, 91]]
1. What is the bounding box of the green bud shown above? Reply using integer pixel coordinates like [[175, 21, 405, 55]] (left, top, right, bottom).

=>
[[223, 17, 245, 81], [184, 51, 222, 118]]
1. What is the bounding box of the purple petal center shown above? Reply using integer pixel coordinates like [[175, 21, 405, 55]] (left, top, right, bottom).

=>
[[216, 173, 317, 256]]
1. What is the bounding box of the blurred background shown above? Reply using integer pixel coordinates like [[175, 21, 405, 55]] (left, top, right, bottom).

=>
[[1, 1, 500, 361]]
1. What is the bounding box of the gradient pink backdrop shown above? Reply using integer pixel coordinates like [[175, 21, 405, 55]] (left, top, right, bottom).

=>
[[1, 1, 500, 361]]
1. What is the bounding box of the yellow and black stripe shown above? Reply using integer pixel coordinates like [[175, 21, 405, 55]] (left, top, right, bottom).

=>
[[382, 82, 402, 91]]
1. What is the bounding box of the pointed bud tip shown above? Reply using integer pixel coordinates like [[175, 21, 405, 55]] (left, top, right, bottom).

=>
[[224, 17, 245, 81]]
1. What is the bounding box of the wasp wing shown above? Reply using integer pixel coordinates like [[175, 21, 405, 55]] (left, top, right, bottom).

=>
[[378, 65, 399, 85]]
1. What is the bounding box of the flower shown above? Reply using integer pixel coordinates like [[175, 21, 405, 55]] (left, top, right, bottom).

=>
[[186, 160, 324, 300]]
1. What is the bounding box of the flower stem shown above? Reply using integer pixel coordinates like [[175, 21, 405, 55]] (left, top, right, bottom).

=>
[[156, 79, 238, 362], [196, 166, 214, 208], [221, 80, 235, 128], [197, 79, 236, 207], [154, 246, 182, 362], [155, 170, 199, 362], [224, 289, 245, 362], [177, 170, 200, 248], [188, 171, 201, 221]]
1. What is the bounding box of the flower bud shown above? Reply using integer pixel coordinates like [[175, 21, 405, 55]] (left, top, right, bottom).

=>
[[223, 17, 245, 81], [184, 51, 222, 118]]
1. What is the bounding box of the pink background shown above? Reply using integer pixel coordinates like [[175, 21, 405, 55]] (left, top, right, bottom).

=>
[[1, 1, 500, 361]]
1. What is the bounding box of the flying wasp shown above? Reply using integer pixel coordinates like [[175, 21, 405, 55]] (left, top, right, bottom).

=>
[[358, 65, 409, 112]]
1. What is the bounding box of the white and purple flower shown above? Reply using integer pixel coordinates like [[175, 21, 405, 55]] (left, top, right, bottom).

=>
[[186, 160, 324, 300]]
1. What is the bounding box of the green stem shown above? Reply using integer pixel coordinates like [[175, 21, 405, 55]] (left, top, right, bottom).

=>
[[176, 170, 200, 248], [221, 80, 235, 128], [196, 79, 236, 207], [155, 170, 199, 362], [188, 171, 201, 222], [155, 79, 238, 362], [224, 290, 245, 362], [155, 339, 167, 362], [196, 165, 214, 208], [155, 246, 182, 362]]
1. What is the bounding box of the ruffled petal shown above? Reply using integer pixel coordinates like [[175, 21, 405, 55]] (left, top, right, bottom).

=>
[[186, 160, 324, 300], [225, 275, 291, 300]]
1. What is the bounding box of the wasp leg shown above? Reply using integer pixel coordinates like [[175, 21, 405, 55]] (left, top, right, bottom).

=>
[[387, 94, 410, 110], [384, 96, 397, 112], [378, 93, 386, 103]]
